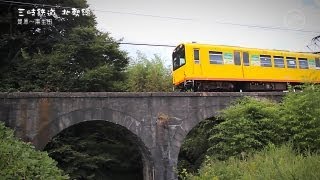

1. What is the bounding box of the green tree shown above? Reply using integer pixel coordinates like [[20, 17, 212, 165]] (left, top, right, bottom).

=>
[[280, 84, 320, 152], [0, 122, 68, 179], [178, 97, 284, 176], [0, 0, 95, 61], [125, 52, 172, 92], [179, 84, 320, 177], [10, 27, 128, 92], [0, 0, 128, 92], [207, 97, 284, 160]]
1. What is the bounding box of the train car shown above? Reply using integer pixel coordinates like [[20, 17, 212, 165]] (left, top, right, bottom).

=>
[[172, 43, 320, 91]]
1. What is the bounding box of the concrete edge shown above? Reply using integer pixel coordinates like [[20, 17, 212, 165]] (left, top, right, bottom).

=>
[[0, 92, 286, 98]]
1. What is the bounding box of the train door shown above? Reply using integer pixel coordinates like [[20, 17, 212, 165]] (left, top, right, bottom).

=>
[[242, 51, 250, 79], [192, 48, 202, 76], [234, 51, 242, 77]]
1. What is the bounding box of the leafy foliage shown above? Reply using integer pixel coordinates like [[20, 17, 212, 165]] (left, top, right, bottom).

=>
[[0, 0, 95, 60], [179, 84, 320, 177], [0, 0, 128, 92], [178, 118, 218, 173], [183, 144, 320, 180], [44, 121, 143, 180], [0, 122, 68, 179], [8, 27, 128, 92], [125, 52, 172, 92], [280, 84, 320, 152], [208, 97, 284, 160]]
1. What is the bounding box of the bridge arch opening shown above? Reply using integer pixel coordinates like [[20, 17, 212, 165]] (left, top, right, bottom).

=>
[[177, 116, 219, 177], [44, 120, 151, 180]]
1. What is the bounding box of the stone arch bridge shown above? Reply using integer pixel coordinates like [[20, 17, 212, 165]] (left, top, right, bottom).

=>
[[0, 92, 283, 180]]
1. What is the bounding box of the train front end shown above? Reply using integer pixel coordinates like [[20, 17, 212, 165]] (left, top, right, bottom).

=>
[[172, 44, 187, 90]]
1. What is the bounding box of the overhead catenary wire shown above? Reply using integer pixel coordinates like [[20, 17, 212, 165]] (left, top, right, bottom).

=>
[[40, 37, 177, 47], [214, 21, 320, 34], [0, 0, 79, 9], [0, 0, 181, 48], [306, 35, 320, 52], [1, 0, 320, 34], [1, 0, 319, 53], [119, 42, 175, 47]]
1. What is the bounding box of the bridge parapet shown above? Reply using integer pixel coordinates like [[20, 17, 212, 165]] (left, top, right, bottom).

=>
[[0, 91, 285, 98], [0, 92, 284, 180]]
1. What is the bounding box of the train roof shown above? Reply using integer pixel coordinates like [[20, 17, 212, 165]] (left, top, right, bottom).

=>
[[181, 42, 320, 57]]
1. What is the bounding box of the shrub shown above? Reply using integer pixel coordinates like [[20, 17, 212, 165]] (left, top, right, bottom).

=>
[[180, 84, 320, 178], [186, 144, 320, 180], [208, 97, 284, 160], [0, 122, 68, 179], [280, 84, 320, 152]]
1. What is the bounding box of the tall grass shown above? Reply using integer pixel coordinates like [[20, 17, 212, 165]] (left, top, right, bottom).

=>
[[182, 144, 320, 180]]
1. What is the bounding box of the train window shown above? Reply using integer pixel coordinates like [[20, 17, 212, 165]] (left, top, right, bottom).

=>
[[274, 56, 285, 68], [260, 55, 272, 67], [234, 51, 241, 65], [286, 57, 296, 68], [194, 49, 200, 64], [172, 45, 186, 70], [298, 58, 309, 69], [243, 52, 249, 66], [316, 58, 320, 69], [209, 51, 223, 64]]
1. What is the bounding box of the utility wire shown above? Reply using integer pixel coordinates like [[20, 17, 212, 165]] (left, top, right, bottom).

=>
[[214, 21, 320, 34], [119, 42, 175, 47], [0, 0, 80, 9], [1, 0, 320, 52], [306, 35, 320, 52], [92, 9, 193, 21], [1, 0, 320, 33]]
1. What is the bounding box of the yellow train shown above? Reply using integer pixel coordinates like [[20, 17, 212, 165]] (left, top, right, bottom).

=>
[[172, 43, 320, 91]]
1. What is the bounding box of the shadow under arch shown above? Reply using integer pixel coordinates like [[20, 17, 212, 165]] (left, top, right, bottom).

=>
[[174, 106, 225, 177], [36, 107, 154, 180]]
